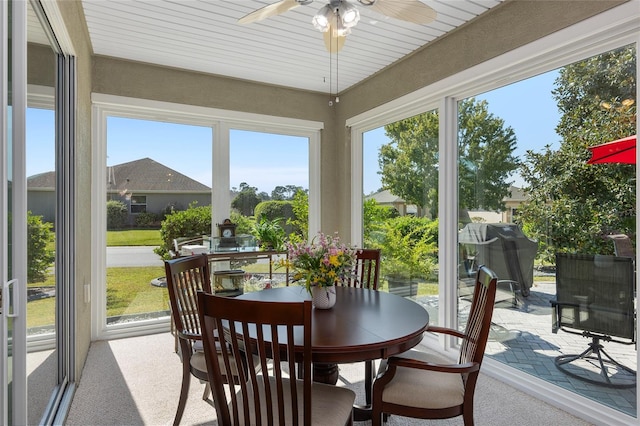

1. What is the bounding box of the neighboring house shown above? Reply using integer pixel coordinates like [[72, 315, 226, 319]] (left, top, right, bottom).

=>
[[502, 185, 529, 223], [27, 172, 56, 223], [365, 189, 417, 216], [467, 186, 530, 223], [368, 185, 529, 223], [28, 158, 211, 226]]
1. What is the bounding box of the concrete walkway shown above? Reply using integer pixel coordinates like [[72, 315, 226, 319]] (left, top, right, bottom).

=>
[[106, 246, 163, 267]]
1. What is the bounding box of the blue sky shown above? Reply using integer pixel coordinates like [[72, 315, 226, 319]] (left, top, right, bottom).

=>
[[362, 69, 562, 194], [27, 69, 562, 195]]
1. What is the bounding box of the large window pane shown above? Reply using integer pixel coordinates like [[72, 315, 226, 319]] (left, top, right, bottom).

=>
[[227, 130, 308, 287], [362, 111, 439, 323], [458, 45, 636, 416], [106, 117, 212, 325]]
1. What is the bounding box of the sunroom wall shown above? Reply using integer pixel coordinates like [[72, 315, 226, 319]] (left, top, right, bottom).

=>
[[55, 0, 94, 380]]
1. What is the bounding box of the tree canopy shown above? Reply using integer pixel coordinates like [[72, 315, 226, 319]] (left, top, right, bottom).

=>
[[519, 45, 636, 261], [379, 99, 519, 217], [231, 182, 262, 216]]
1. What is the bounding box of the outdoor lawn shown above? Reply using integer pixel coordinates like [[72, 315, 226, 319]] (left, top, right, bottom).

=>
[[27, 229, 441, 329], [28, 230, 165, 329]]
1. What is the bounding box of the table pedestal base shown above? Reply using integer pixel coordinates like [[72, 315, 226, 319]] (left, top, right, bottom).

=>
[[312, 362, 339, 384]]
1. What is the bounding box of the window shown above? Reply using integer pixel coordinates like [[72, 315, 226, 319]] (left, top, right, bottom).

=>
[[92, 96, 322, 339], [466, 45, 636, 416], [361, 113, 440, 324], [130, 195, 147, 214]]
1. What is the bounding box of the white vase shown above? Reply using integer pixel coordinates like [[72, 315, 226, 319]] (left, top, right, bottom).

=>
[[311, 285, 336, 309]]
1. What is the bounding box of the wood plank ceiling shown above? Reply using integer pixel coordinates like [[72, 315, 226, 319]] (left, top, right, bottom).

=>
[[76, 1, 504, 94]]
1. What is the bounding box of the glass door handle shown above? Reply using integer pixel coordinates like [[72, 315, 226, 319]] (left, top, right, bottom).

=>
[[2, 279, 18, 318]]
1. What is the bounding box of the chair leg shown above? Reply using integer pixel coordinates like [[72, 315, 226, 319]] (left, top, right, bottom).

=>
[[202, 382, 211, 402], [174, 361, 191, 426]]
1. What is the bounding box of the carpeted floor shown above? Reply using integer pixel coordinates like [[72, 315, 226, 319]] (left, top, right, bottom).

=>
[[65, 332, 593, 426]]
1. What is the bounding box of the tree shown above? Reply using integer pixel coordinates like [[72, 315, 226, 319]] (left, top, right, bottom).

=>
[[519, 45, 636, 262], [231, 182, 262, 216], [27, 212, 55, 283], [287, 189, 309, 241], [379, 99, 518, 217], [271, 185, 304, 200]]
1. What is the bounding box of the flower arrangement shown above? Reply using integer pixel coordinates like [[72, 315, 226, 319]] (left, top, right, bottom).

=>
[[279, 232, 356, 294]]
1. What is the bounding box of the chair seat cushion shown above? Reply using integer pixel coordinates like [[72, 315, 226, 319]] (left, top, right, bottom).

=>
[[381, 349, 465, 409], [230, 376, 355, 425], [190, 350, 261, 377]]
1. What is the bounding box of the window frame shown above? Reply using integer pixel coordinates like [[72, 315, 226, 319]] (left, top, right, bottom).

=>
[[129, 195, 147, 214], [91, 94, 323, 340]]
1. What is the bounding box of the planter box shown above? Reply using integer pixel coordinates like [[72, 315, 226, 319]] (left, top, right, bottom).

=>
[[387, 277, 418, 297]]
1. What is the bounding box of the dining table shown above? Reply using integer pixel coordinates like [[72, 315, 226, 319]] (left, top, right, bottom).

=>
[[236, 285, 430, 420]]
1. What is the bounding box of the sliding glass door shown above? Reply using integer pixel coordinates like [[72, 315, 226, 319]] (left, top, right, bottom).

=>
[[1, 1, 27, 424], [2, 1, 76, 424]]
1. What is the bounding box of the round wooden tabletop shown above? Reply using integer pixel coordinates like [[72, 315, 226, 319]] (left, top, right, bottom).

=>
[[237, 285, 430, 364]]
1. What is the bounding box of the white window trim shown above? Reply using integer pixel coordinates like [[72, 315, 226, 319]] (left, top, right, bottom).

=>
[[348, 3, 639, 425], [91, 94, 323, 340]]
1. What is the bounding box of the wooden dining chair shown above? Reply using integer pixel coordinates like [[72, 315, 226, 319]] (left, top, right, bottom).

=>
[[371, 265, 497, 426], [197, 292, 356, 425], [343, 248, 381, 407], [348, 248, 381, 290], [164, 254, 214, 425]]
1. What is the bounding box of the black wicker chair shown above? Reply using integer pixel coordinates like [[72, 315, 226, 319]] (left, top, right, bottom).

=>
[[551, 253, 636, 388]]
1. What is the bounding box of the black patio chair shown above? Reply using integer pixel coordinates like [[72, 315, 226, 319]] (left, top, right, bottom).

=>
[[551, 253, 636, 388]]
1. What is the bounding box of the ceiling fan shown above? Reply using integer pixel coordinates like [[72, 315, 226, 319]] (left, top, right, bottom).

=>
[[238, 0, 437, 52]]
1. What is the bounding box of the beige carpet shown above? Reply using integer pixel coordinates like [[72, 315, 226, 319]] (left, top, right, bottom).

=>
[[65, 332, 593, 426]]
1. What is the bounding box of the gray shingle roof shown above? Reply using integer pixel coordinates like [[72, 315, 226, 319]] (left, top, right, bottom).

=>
[[27, 172, 55, 189], [29, 158, 211, 192]]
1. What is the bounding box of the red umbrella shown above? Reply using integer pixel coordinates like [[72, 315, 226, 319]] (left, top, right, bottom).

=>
[[587, 135, 636, 164]]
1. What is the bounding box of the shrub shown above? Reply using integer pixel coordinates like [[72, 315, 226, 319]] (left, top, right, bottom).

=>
[[252, 216, 286, 251], [135, 212, 158, 227], [27, 211, 55, 283], [254, 200, 295, 235], [373, 216, 438, 280], [155, 204, 212, 259], [107, 200, 128, 230], [230, 211, 254, 235]]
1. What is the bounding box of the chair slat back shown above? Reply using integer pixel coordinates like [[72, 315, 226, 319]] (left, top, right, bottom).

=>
[[555, 253, 635, 340], [346, 248, 381, 290], [459, 265, 497, 365], [198, 293, 312, 426], [165, 254, 212, 337]]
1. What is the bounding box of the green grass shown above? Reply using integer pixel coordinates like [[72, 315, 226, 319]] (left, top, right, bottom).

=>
[[28, 230, 165, 329], [106, 266, 168, 318], [107, 229, 162, 246], [27, 266, 168, 329], [27, 298, 56, 328]]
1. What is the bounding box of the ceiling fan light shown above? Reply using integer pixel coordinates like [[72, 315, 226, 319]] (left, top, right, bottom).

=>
[[332, 15, 352, 36], [313, 4, 333, 32], [339, 1, 360, 28], [357, 0, 376, 5]]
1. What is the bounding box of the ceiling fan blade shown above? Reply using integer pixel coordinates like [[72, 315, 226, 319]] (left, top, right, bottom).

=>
[[322, 23, 347, 53], [370, 0, 437, 25], [238, 0, 302, 25]]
